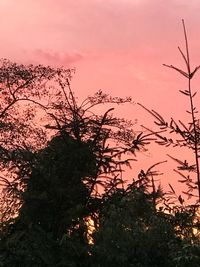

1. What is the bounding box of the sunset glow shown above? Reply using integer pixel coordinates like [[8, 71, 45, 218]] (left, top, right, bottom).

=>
[[1, 0, 200, 193], [1, 2, 200, 264]]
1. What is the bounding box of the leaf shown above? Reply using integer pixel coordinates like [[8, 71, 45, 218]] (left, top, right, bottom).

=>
[[168, 183, 176, 194], [179, 89, 190, 96]]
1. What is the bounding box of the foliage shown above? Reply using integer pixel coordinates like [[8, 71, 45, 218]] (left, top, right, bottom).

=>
[[91, 167, 177, 267], [0, 59, 147, 266], [0, 226, 57, 267], [0, 58, 146, 225], [138, 20, 200, 204]]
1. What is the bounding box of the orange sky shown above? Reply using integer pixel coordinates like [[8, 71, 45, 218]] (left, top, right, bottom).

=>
[[1, 0, 200, 198]]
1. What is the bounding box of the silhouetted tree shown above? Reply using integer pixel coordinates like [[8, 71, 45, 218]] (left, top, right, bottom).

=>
[[138, 20, 200, 204], [91, 173, 178, 267], [0, 59, 149, 266]]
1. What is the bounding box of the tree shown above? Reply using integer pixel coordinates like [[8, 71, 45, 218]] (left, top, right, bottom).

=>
[[91, 169, 179, 267], [0, 59, 71, 226], [0, 59, 146, 224], [0, 59, 148, 266], [138, 20, 200, 204]]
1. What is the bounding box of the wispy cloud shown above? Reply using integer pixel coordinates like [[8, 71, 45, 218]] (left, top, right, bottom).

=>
[[32, 49, 84, 67]]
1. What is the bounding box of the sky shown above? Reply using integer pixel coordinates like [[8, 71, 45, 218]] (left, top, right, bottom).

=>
[[1, 0, 200, 196]]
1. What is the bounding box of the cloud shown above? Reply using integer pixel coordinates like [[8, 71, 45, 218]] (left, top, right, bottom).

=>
[[32, 49, 84, 67], [0, 0, 200, 68], [0, 0, 199, 59]]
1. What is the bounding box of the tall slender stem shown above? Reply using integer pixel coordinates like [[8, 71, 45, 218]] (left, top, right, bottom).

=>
[[182, 19, 200, 202], [182, 19, 190, 74], [188, 77, 200, 202]]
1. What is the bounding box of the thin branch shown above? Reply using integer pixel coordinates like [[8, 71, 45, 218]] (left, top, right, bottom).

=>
[[182, 19, 190, 74]]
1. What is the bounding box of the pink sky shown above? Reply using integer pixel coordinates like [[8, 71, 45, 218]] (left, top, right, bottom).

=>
[[1, 0, 200, 197], [0, 0, 199, 110]]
